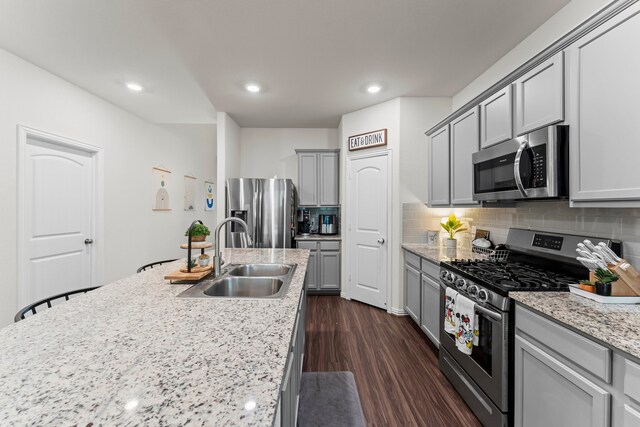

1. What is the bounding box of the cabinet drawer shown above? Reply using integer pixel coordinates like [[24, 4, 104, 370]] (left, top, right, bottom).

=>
[[625, 359, 640, 404], [421, 258, 440, 280], [516, 305, 611, 382], [319, 241, 340, 251], [404, 251, 421, 269], [297, 241, 317, 250]]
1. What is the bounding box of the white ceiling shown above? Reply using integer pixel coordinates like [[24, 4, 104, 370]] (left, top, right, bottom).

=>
[[0, 0, 570, 127]]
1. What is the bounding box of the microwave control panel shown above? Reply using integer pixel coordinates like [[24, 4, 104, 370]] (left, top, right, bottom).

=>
[[530, 145, 547, 188]]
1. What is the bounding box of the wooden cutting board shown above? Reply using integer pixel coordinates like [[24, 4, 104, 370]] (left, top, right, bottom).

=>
[[164, 265, 213, 282]]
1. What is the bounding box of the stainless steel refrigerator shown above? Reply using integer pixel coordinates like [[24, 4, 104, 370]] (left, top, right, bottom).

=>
[[226, 178, 296, 248]]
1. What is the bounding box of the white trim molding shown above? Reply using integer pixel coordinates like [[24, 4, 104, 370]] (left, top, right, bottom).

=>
[[17, 125, 104, 309], [388, 307, 408, 316]]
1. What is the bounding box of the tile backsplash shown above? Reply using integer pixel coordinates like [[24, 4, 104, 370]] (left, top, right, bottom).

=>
[[402, 200, 640, 268]]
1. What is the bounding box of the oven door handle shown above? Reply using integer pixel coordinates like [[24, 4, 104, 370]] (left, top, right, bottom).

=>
[[475, 304, 502, 321], [514, 140, 529, 198]]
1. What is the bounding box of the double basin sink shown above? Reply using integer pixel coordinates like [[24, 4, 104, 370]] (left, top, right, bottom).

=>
[[177, 263, 297, 299]]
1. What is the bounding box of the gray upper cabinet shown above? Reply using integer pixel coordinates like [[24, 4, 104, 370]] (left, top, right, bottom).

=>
[[480, 84, 513, 148], [427, 125, 450, 206], [296, 149, 340, 207], [514, 51, 564, 136], [319, 152, 339, 206], [567, 3, 640, 207], [297, 152, 318, 206], [450, 107, 480, 205]]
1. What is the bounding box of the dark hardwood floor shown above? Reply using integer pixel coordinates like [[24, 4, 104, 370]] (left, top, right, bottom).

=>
[[303, 296, 481, 427]]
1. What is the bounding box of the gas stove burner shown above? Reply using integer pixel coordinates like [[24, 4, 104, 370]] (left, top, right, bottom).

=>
[[442, 258, 577, 293]]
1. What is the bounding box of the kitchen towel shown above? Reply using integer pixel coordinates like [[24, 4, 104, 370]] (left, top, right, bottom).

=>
[[455, 294, 476, 355], [444, 287, 458, 334]]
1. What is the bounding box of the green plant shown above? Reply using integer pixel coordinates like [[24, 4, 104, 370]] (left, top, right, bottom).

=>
[[440, 214, 467, 240], [580, 280, 593, 286], [185, 224, 210, 237], [187, 258, 197, 268], [594, 268, 619, 284]]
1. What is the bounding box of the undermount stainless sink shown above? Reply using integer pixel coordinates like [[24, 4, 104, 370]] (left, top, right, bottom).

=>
[[203, 277, 283, 297], [227, 264, 292, 277], [177, 263, 297, 299]]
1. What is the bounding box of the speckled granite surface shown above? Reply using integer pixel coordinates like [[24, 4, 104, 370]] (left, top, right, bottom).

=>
[[294, 234, 341, 241], [401, 244, 479, 264], [511, 292, 640, 361], [0, 248, 309, 426]]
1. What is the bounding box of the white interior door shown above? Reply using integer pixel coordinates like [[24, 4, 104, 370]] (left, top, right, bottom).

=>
[[22, 136, 95, 306], [347, 153, 389, 310]]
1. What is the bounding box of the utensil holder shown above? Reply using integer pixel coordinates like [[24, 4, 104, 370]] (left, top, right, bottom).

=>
[[589, 263, 640, 296]]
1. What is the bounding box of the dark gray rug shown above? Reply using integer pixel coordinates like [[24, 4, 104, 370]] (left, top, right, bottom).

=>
[[298, 371, 366, 427]]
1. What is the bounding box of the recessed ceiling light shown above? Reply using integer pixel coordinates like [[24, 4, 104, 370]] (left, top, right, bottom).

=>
[[245, 83, 261, 93], [126, 82, 144, 92], [367, 85, 381, 94]]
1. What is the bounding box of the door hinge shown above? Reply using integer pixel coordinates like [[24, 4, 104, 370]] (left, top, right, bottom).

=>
[[348, 273, 351, 282]]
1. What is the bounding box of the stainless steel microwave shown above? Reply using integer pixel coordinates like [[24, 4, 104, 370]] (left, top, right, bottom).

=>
[[471, 125, 569, 202]]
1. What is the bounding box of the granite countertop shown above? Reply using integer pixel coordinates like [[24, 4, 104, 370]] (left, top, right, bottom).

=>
[[295, 234, 341, 241], [401, 243, 479, 264], [511, 292, 640, 362], [0, 248, 309, 426]]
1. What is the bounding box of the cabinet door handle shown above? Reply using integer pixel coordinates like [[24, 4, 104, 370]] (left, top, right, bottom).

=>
[[377, 238, 385, 244], [84, 239, 94, 245]]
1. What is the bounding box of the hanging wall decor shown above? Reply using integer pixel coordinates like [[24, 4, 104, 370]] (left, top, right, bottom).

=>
[[205, 180, 215, 211], [348, 128, 387, 151], [184, 175, 196, 211], [152, 166, 172, 211]]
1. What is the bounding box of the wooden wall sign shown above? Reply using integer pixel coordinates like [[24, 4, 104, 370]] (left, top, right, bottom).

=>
[[348, 129, 387, 151]]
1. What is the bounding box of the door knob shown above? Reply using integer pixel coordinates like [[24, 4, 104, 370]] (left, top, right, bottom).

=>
[[377, 238, 385, 244], [84, 239, 94, 245]]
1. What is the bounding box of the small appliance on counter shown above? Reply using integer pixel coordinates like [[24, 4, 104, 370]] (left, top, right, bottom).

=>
[[319, 214, 337, 235], [297, 209, 311, 235]]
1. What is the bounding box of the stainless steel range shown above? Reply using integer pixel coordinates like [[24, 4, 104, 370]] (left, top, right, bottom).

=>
[[438, 228, 621, 427]]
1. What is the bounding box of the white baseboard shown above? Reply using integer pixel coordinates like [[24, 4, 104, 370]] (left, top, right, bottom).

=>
[[340, 292, 349, 300], [388, 307, 407, 316]]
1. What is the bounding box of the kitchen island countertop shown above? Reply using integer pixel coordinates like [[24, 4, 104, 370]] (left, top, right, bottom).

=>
[[294, 234, 341, 241], [0, 248, 309, 426], [511, 291, 640, 362]]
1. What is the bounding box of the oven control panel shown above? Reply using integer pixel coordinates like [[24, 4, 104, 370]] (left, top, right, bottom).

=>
[[532, 233, 564, 251]]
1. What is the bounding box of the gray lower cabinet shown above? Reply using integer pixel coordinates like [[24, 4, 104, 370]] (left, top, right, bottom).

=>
[[275, 289, 306, 427], [296, 149, 340, 207], [403, 250, 440, 347], [515, 303, 640, 427], [319, 250, 340, 290], [420, 273, 440, 347], [404, 262, 421, 325], [567, 3, 640, 207], [297, 240, 340, 293], [514, 334, 610, 427]]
